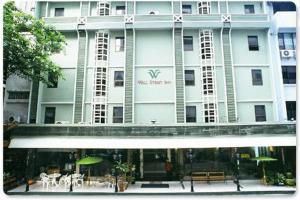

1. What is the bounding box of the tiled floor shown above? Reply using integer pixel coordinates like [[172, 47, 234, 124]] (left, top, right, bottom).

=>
[[8, 180, 296, 194]]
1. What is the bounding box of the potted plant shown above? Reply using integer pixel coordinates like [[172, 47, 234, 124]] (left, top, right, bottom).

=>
[[114, 161, 130, 192], [284, 172, 296, 186], [274, 173, 285, 186]]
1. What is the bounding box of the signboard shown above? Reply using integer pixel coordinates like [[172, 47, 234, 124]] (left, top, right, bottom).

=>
[[137, 69, 172, 86]]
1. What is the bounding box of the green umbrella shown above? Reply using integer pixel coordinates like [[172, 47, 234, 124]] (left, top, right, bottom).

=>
[[76, 156, 103, 185], [251, 156, 278, 184]]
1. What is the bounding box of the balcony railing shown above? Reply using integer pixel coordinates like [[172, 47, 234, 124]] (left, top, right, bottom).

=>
[[43, 14, 270, 30]]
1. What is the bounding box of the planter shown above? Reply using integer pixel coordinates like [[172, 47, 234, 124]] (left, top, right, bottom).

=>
[[118, 181, 125, 192]]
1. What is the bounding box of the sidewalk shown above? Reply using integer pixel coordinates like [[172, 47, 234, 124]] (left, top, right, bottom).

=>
[[7, 180, 296, 195]]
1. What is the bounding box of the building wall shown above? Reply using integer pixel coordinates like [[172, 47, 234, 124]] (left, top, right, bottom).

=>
[[5, 0, 294, 125]]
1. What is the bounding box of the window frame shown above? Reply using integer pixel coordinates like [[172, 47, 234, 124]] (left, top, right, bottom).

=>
[[8, 91, 30, 99], [278, 33, 296, 50], [182, 4, 192, 14], [185, 70, 195, 86], [251, 69, 263, 86], [286, 101, 296, 121], [244, 5, 255, 14], [44, 107, 56, 124], [183, 36, 193, 51], [114, 71, 124, 87], [113, 106, 123, 123], [54, 8, 64, 17], [282, 65, 296, 84], [254, 105, 266, 122], [47, 73, 58, 88], [248, 36, 259, 51], [115, 36, 125, 52], [115, 5, 126, 15], [186, 106, 197, 123]]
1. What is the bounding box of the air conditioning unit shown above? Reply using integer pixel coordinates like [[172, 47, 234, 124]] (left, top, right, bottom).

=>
[[55, 121, 70, 124], [148, 10, 159, 15], [8, 116, 21, 123], [280, 50, 294, 58]]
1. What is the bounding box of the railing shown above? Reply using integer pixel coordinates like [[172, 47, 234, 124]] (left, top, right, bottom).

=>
[[43, 17, 77, 23], [87, 16, 123, 23], [231, 14, 269, 22]]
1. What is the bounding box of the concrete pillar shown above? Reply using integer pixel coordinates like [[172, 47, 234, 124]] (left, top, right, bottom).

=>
[[127, 149, 132, 163], [167, 149, 171, 161], [140, 149, 143, 179]]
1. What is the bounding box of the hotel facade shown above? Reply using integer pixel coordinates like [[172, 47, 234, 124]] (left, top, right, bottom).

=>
[[3, 0, 296, 193]]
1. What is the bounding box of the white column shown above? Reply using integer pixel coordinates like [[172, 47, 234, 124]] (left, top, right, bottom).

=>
[[140, 149, 143, 179], [167, 149, 171, 161]]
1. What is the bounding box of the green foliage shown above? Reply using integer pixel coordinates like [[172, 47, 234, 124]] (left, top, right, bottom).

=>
[[3, 1, 66, 84]]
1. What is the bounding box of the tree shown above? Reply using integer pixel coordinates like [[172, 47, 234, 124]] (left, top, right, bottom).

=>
[[3, 1, 66, 85]]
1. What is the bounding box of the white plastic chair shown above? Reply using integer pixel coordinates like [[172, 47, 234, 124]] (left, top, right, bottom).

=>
[[41, 176, 50, 189], [76, 174, 85, 187]]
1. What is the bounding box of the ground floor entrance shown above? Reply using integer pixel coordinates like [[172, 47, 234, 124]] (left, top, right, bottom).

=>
[[4, 146, 296, 193]]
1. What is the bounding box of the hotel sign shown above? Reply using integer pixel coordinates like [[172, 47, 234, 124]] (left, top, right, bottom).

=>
[[137, 69, 172, 85]]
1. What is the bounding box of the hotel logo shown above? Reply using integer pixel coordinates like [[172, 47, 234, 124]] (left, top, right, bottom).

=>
[[148, 69, 160, 79]]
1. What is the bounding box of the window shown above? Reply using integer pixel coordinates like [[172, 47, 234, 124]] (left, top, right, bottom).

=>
[[8, 91, 30, 99], [114, 71, 124, 87], [97, 2, 110, 16], [200, 30, 213, 59], [113, 107, 123, 123], [182, 4, 192, 14], [95, 32, 109, 61], [282, 66, 296, 84], [54, 8, 64, 17], [286, 101, 296, 120], [115, 37, 125, 52], [185, 70, 195, 86], [248, 36, 259, 51], [255, 105, 266, 122], [244, 5, 255, 14], [186, 106, 196, 122], [278, 33, 296, 50], [184, 36, 193, 51], [47, 73, 58, 88], [202, 66, 214, 95], [198, 2, 211, 14], [93, 104, 106, 123], [251, 69, 263, 85], [204, 103, 216, 123], [116, 5, 126, 15], [44, 107, 56, 124]]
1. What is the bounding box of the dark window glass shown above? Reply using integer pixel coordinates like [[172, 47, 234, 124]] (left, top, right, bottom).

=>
[[251, 69, 263, 85], [8, 91, 30, 99], [286, 101, 296, 120], [116, 6, 126, 15], [186, 106, 196, 122], [278, 33, 285, 50], [248, 36, 259, 51], [255, 105, 266, 122], [278, 33, 296, 50], [113, 107, 123, 123], [185, 70, 195, 86], [44, 107, 56, 124], [114, 71, 124, 87], [54, 8, 64, 17], [47, 73, 58, 88], [244, 5, 255, 14], [184, 36, 193, 51], [272, 2, 296, 14], [182, 4, 192, 14], [282, 66, 296, 84], [115, 37, 125, 52]]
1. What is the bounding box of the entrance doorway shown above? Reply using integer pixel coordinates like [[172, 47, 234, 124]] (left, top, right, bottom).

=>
[[143, 149, 167, 181]]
